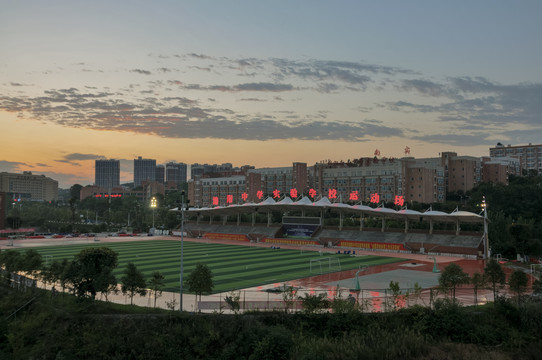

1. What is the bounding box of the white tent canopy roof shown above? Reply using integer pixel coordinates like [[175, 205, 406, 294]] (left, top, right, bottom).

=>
[[181, 198, 484, 224]]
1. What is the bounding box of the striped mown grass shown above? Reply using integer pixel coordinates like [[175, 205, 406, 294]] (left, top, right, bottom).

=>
[[23, 240, 404, 293]]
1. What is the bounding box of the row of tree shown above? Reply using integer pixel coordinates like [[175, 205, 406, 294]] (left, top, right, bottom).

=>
[[437, 259, 540, 306], [0, 248, 163, 306], [0, 247, 217, 308]]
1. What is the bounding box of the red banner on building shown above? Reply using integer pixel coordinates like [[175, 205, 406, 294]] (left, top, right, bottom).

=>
[[203, 233, 249, 242], [339, 240, 406, 251]]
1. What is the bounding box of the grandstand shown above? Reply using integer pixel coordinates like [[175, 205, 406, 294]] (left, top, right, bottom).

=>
[[174, 196, 486, 258]]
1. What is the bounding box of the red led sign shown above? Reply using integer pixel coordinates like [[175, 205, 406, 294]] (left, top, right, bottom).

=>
[[349, 190, 359, 201]]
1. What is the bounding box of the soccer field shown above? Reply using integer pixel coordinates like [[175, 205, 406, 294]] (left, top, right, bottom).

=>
[[27, 240, 404, 293]]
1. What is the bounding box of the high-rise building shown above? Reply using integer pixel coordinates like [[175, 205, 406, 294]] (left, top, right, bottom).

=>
[[155, 165, 165, 184], [490, 142, 542, 175], [0, 192, 5, 229], [95, 159, 120, 190], [0, 172, 58, 202], [166, 162, 187, 187], [133, 156, 156, 187]]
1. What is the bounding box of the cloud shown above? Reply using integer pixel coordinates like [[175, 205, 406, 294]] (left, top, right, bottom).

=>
[[235, 83, 294, 92], [131, 69, 152, 75], [173, 82, 296, 92], [0, 160, 29, 172], [64, 153, 106, 161], [411, 133, 495, 147], [240, 98, 267, 102], [386, 78, 542, 131], [2, 53, 542, 148], [397, 79, 448, 97]]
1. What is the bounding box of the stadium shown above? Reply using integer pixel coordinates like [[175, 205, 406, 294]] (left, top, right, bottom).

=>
[[177, 195, 488, 259], [2, 195, 496, 312]]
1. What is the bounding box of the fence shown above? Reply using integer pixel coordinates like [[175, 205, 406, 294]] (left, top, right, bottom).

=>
[[192, 285, 502, 313]]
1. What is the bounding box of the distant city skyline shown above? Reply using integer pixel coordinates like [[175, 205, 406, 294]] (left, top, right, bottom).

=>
[[1, 1, 541, 188]]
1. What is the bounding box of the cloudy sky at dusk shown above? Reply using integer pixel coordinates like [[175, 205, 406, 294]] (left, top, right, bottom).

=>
[[1, 1, 541, 188]]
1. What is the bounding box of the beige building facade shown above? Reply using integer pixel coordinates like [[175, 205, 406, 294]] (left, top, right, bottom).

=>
[[0, 172, 58, 202]]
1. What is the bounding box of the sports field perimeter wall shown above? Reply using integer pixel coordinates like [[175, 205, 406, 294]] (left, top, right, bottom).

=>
[[184, 223, 281, 240], [261, 238, 320, 246], [319, 229, 481, 255]]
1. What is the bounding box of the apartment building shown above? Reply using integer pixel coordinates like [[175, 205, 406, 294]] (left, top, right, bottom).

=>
[[490, 143, 542, 175]]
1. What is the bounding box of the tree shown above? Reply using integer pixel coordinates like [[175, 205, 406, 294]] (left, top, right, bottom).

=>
[[57, 259, 72, 293], [20, 249, 43, 280], [298, 292, 330, 314], [508, 269, 529, 305], [533, 276, 542, 296], [70, 184, 83, 200], [470, 272, 487, 305], [484, 259, 506, 301], [98, 271, 119, 301], [185, 263, 214, 311], [67, 247, 118, 299], [508, 223, 532, 259], [282, 285, 298, 313], [0, 250, 22, 285], [224, 290, 241, 313], [387, 280, 405, 311], [148, 271, 165, 308], [330, 286, 357, 314], [438, 263, 470, 302], [121, 262, 147, 305]]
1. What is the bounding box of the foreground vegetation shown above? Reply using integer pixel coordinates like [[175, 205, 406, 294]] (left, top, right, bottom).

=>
[[1, 283, 542, 360], [1, 246, 541, 359]]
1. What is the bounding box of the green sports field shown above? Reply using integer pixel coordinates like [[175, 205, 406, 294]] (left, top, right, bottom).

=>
[[26, 240, 404, 293]]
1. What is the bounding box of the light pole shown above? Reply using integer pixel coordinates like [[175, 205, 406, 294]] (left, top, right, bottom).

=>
[[179, 190, 185, 312], [481, 196, 489, 259], [150, 197, 157, 229]]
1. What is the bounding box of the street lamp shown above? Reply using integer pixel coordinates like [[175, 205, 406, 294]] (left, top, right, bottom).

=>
[[179, 190, 185, 312], [481, 196, 489, 259], [150, 197, 157, 229]]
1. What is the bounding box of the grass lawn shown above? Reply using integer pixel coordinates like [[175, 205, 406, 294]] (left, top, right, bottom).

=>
[[24, 240, 405, 293]]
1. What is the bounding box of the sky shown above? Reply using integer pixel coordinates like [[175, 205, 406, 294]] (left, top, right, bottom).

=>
[[1, 1, 541, 188]]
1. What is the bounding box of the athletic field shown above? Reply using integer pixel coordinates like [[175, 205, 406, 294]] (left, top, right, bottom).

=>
[[23, 239, 404, 293]]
